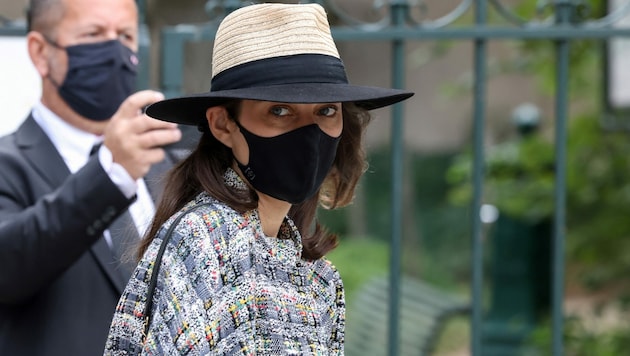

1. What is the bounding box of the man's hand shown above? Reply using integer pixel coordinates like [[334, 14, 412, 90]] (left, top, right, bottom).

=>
[[103, 90, 182, 180]]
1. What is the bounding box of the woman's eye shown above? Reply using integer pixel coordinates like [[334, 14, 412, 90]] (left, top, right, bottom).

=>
[[270, 107, 290, 116], [319, 106, 338, 117]]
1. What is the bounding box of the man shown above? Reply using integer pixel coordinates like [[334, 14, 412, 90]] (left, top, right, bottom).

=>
[[0, 0, 181, 354]]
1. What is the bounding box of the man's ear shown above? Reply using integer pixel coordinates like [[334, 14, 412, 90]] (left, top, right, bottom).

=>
[[206, 106, 238, 148], [26, 31, 50, 77]]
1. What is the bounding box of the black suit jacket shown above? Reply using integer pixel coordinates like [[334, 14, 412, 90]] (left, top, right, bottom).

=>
[[0, 115, 176, 355]]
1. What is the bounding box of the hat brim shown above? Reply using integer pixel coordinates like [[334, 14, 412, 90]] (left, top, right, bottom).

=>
[[146, 83, 414, 126]]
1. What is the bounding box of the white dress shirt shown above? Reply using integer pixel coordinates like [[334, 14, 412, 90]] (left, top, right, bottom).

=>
[[32, 102, 155, 247]]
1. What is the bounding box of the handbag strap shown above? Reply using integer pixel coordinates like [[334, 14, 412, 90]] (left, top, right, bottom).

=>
[[142, 202, 212, 340]]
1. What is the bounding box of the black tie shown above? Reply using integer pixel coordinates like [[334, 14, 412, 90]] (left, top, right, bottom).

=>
[[89, 143, 101, 157], [90, 143, 138, 281]]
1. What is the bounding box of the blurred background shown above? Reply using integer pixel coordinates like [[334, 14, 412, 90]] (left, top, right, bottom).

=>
[[3, 0, 630, 355]]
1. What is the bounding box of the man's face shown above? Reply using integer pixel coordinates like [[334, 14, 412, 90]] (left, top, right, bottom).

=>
[[47, 0, 138, 81], [35, 0, 138, 132]]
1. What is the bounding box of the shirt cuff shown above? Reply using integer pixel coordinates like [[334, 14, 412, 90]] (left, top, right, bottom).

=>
[[97, 145, 138, 199]]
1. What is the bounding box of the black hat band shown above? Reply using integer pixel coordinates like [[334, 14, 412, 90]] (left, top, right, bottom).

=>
[[210, 54, 349, 91]]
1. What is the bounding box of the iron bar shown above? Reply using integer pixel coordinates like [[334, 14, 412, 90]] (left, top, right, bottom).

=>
[[551, 2, 571, 354], [159, 27, 195, 98], [330, 26, 630, 40], [471, 2, 488, 355], [0, 27, 25, 36], [157, 25, 630, 45], [136, 0, 150, 90], [386, 3, 407, 356], [488, 0, 551, 26]]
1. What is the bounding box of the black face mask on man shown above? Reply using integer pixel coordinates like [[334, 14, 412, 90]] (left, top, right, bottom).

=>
[[235, 123, 341, 205], [46, 38, 138, 121]]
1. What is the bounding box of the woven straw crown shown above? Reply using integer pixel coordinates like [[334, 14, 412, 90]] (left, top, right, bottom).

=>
[[212, 3, 340, 77]]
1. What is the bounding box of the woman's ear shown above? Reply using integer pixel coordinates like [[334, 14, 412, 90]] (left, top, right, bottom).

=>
[[206, 106, 238, 148], [26, 31, 50, 77]]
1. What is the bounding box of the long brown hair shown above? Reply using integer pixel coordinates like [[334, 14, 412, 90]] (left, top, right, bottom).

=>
[[137, 102, 372, 260]]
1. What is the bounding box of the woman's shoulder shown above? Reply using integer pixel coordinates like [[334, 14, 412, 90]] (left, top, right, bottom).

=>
[[303, 257, 345, 309], [309, 257, 344, 286]]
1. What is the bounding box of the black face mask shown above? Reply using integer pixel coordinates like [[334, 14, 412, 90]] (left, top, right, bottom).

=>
[[236, 123, 341, 204], [47, 39, 138, 121]]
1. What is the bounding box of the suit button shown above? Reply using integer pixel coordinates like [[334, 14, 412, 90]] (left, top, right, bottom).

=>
[[104, 206, 116, 220]]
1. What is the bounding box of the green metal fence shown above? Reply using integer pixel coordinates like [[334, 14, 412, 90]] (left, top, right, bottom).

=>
[[3, 0, 630, 354], [155, 1, 630, 355]]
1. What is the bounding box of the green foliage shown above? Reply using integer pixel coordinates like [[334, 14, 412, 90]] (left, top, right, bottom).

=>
[[362, 147, 472, 288], [325, 238, 389, 303], [446, 133, 555, 223], [446, 112, 630, 291], [445, 0, 630, 347], [318, 147, 472, 291], [445, 0, 630, 290], [527, 316, 630, 356], [564, 115, 630, 290]]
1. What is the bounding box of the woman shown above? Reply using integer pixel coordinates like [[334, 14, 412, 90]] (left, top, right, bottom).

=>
[[104, 3, 413, 355]]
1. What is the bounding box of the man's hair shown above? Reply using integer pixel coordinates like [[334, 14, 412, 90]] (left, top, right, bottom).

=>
[[27, 0, 65, 36]]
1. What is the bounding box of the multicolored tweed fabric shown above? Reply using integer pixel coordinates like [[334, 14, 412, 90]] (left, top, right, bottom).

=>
[[104, 169, 345, 355]]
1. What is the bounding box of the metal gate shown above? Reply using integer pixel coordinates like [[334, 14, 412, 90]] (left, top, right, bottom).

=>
[[156, 1, 630, 355], [3, 0, 630, 355]]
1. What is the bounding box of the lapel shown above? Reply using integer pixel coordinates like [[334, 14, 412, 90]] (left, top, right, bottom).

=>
[[91, 238, 129, 292], [15, 115, 127, 293], [15, 115, 70, 188]]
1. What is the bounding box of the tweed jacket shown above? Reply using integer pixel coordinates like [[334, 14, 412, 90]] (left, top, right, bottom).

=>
[[105, 170, 345, 355]]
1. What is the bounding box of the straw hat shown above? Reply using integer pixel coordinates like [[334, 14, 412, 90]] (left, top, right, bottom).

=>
[[146, 3, 414, 125]]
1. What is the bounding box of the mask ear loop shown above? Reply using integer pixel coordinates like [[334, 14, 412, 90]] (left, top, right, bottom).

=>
[[218, 101, 251, 168], [227, 115, 254, 172], [41, 34, 65, 50], [197, 120, 210, 133], [40, 34, 66, 89]]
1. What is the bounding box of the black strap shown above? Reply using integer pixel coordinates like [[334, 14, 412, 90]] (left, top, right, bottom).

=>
[[142, 202, 212, 340]]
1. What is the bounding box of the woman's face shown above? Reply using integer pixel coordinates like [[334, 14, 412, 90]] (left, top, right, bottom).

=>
[[230, 100, 343, 165]]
